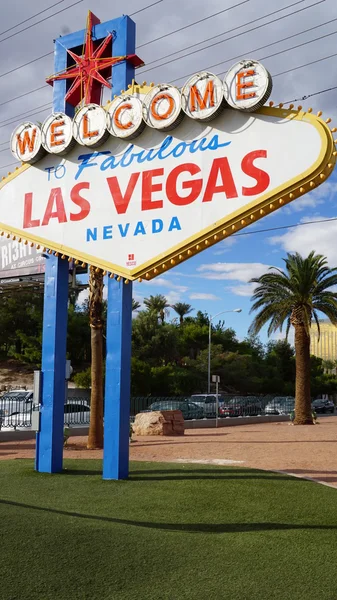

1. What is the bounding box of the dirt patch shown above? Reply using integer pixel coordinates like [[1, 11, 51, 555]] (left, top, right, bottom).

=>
[[1, 417, 336, 487]]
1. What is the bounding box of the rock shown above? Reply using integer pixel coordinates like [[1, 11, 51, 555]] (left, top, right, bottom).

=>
[[132, 410, 185, 436]]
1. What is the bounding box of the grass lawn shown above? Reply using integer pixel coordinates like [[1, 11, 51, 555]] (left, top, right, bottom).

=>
[[1, 460, 337, 600]]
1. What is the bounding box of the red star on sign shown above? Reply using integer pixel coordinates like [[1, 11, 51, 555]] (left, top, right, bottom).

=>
[[46, 11, 144, 106]]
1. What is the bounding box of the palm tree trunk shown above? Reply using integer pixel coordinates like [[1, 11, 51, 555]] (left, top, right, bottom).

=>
[[87, 266, 104, 449], [294, 323, 313, 425]]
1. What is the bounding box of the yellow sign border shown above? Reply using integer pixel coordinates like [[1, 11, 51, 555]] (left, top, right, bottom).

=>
[[0, 105, 335, 281]]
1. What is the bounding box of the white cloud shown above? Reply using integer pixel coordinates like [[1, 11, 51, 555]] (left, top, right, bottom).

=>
[[212, 236, 238, 256], [269, 216, 337, 265], [189, 292, 220, 300], [143, 277, 188, 293], [197, 262, 271, 282], [226, 283, 257, 297], [282, 180, 337, 213]]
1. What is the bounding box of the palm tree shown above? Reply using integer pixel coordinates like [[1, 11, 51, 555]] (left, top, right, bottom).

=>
[[171, 302, 193, 324], [249, 252, 337, 425], [87, 266, 104, 449], [132, 299, 141, 312], [143, 294, 169, 324]]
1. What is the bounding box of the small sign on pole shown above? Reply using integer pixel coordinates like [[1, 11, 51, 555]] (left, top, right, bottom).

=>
[[212, 375, 220, 427]]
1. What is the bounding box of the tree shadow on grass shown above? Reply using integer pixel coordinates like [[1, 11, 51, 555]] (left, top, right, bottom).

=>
[[62, 467, 297, 482], [0, 497, 336, 534]]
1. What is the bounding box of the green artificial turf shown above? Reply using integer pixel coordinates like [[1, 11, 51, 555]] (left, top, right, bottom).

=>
[[1, 460, 337, 600]]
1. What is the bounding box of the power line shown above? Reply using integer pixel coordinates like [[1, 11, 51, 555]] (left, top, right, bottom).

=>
[[161, 0, 328, 82], [0, 52, 54, 80], [232, 217, 337, 238], [0, 86, 47, 108], [0, 0, 322, 108], [0, 0, 66, 36], [0, 160, 21, 170], [130, 0, 164, 16], [138, 0, 251, 48], [173, 20, 337, 85], [0, 103, 52, 128], [285, 85, 337, 104], [140, 0, 315, 73], [0, 1, 164, 80], [0, 0, 83, 45]]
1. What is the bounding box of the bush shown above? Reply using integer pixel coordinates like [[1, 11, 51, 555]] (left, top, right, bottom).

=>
[[73, 367, 91, 389]]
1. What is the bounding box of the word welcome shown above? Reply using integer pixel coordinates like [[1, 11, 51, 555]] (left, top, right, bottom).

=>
[[11, 59, 272, 164]]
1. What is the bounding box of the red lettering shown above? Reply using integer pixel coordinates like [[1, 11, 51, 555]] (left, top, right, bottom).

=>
[[23, 192, 40, 228], [107, 173, 140, 215], [166, 163, 202, 206], [203, 157, 238, 202], [41, 188, 67, 226], [70, 182, 91, 221], [236, 70, 256, 101], [151, 94, 175, 120], [83, 113, 98, 138], [17, 129, 37, 155], [50, 120, 65, 147], [114, 104, 132, 130], [190, 81, 215, 112], [142, 169, 164, 211], [241, 150, 270, 196]]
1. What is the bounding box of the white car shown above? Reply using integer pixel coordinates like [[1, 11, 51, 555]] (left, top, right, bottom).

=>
[[0, 390, 33, 419], [265, 396, 295, 415], [0, 401, 91, 431]]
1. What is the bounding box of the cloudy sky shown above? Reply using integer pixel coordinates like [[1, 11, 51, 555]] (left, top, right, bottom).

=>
[[1, 0, 337, 341]]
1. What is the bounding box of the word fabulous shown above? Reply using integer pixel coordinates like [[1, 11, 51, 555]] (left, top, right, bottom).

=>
[[11, 59, 272, 164]]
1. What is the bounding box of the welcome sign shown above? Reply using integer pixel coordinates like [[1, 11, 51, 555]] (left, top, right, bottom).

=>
[[1, 62, 335, 281]]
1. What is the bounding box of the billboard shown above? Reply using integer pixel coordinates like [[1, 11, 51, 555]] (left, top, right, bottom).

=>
[[1, 62, 335, 281], [0, 238, 44, 283]]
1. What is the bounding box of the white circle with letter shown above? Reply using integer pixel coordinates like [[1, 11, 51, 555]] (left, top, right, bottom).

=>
[[223, 59, 272, 112], [10, 122, 45, 164], [107, 95, 145, 139], [73, 104, 109, 147], [143, 85, 183, 131], [41, 113, 74, 155], [181, 72, 224, 121]]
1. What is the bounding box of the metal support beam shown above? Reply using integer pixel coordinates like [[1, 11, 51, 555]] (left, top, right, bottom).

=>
[[35, 254, 69, 473], [103, 278, 133, 480]]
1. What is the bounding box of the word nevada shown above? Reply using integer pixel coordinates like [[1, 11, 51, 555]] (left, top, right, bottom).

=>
[[11, 60, 272, 163]]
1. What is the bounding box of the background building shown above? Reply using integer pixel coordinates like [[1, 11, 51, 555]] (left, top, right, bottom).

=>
[[310, 320, 337, 362]]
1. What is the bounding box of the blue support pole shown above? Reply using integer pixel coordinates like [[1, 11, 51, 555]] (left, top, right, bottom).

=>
[[35, 27, 74, 473], [103, 15, 136, 481], [35, 255, 69, 473], [103, 279, 133, 480]]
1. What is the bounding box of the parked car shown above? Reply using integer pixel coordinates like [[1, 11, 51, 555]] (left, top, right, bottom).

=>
[[311, 399, 335, 414], [190, 394, 226, 418], [142, 400, 204, 420], [219, 396, 263, 418], [264, 397, 295, 415], [0, 401, 91, 430], [0, 390, 33, 418]]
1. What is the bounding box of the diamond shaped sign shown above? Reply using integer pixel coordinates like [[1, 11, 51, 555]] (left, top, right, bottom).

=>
[[1, 105, 335, 280]]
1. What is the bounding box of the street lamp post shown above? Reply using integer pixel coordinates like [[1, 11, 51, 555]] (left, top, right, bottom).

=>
[[207, 309, 242, 394]]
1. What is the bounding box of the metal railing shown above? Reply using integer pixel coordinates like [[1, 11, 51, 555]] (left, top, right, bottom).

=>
[[0, 394, 91, 430], [1, 393, 331, 430]]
